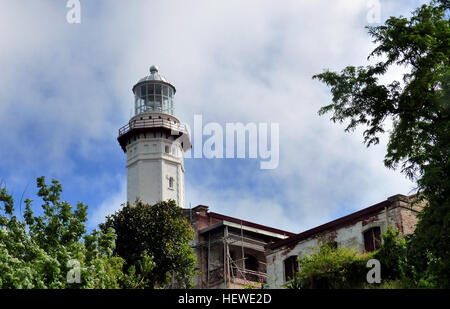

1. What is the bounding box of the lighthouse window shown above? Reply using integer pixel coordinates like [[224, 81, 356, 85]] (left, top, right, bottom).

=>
[[165, 145, 170, 153], [135, 83, 175, 116], [156, 100, 161, 113], [148, 84, 155, 95], [140, 84, 147, 97], [155, 84, 161, 95], [147, 95, 155, 111], [162, 97, 169, 112], [168, 177, 174, 189]]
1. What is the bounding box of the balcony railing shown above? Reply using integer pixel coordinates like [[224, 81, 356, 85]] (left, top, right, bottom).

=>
[[231, 266, 267, 284], [118, 118, 188, 137], [208, 266, 267, 285]]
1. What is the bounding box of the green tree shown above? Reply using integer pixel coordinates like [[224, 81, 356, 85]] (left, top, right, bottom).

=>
[[284, 242, 373, 289], [0, 177, 151, 289], [100, 200, 196, 289], [313, 0, 449, 287]]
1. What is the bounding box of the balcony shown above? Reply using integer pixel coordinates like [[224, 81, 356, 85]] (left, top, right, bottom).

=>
[[207, 266, 267, 288], [118, 118, 188, 137], [231, 266, 267, 284], [117, 117, 190, 152]]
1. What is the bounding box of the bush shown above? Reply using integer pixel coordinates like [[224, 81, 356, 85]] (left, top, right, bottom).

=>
[[285, 243, 374, 289], [285, 227, 428, 289], [373, 226, 407, 281]]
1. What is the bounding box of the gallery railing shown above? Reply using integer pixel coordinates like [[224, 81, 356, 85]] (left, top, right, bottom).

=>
[[118, 118, 188, 137]]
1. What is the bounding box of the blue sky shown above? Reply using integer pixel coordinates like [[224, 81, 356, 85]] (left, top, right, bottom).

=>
[[0, 0, 426, 233]]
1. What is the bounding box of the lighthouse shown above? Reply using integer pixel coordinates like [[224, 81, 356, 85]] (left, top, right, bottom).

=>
[[117, 65, 191, 207]]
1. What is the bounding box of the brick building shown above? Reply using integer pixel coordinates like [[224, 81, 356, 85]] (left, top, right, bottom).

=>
[[185, 194, 423, 289]]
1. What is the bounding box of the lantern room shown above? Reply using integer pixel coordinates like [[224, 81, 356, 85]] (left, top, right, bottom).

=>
[[132, 65, 176, 115]]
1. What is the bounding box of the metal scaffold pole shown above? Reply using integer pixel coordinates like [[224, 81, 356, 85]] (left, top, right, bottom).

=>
[[207, 231, 210, 288], [223, 226, 228, 288], [241, 221, 245, 272]]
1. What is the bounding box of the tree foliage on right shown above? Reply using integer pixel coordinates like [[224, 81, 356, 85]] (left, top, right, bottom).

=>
[[313, 0, 449, 287], [285, 228, 414, 289]]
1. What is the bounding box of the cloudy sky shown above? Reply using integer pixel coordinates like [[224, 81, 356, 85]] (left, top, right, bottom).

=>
[[0, 0, 425, 233]]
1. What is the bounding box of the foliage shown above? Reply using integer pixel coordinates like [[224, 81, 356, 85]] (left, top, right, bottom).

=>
[[100, 199, 196, 289], [0, 177, 152, 289], [370, 227, 442, 289], [243, 282, 263, 289], [285, 228, 421, 289], [284, 242, 374, 289], [118, 251, 156, 289], [313, 0, 449, 287], [373, 226, 407, 281], [364, 279, 409, 289], [405, 199, 450, 288]]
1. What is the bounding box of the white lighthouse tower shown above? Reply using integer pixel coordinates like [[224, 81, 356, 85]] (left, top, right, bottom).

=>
[[118, 65, 191, 207]]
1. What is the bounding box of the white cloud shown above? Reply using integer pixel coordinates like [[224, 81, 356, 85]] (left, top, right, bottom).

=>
[[88, 177, 126, 228], [0, 0, 419, 233], [186, 182, 298, 233]]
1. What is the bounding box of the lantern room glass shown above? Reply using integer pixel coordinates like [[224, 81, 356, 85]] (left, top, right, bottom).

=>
[[134, 83, 174, 115]]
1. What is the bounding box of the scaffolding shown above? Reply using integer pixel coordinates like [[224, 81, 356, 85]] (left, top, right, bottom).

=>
[[199, 222, 268, 288]]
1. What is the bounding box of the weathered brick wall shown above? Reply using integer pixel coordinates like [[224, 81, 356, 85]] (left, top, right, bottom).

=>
[[265, 194, 422, 288], [398, 207, 420, 235]]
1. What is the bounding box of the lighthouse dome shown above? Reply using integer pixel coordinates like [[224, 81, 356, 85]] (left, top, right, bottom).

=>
[[133, 65, 176, 93]]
